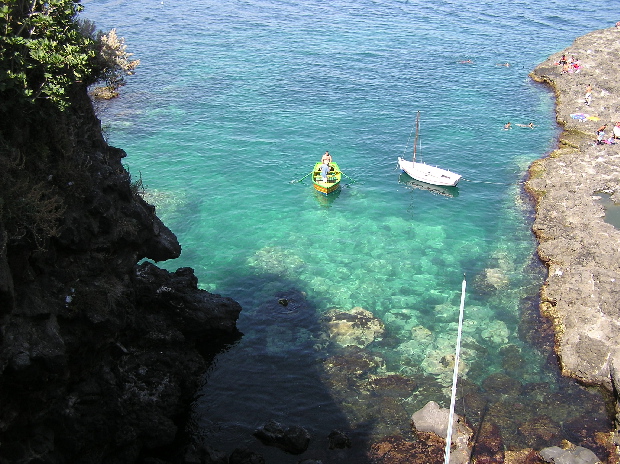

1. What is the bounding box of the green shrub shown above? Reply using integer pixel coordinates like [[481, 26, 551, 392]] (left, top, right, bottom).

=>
[[0, 1, 140, 111], [0, 0, 96, 111]]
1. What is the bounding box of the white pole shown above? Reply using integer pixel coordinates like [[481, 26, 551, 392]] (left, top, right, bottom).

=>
[[444, 275, 467, 464]]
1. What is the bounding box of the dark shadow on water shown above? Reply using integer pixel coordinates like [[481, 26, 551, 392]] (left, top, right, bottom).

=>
[[188, 267, 618, 464], [189, 273, 375, 463], [398, 173, 460, 198]]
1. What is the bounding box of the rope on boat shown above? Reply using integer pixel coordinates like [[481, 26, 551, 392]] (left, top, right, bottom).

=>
[[403, 119, 417, 159], [444, 275, 467, 464]]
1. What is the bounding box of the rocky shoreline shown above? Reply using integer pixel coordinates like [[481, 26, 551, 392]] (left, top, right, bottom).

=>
[[526, 27, 620, 391]]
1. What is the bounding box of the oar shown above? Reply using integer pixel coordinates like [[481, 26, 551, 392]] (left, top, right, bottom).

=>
[[291, 171, 313, 183]]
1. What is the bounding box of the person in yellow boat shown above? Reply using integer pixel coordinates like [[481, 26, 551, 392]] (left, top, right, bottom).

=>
[[319, 161, 330, 183], [321, 151, 332, 165]]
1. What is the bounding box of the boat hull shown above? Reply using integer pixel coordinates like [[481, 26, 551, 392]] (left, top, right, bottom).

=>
[[397, 157, 461, 187], [312, 161, 342, 195]]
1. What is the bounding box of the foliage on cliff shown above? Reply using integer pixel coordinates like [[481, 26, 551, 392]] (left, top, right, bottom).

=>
[[0, 0, 95, 110], [0, 0, 140, 111], [90, 27, 140, 98], [0, 0, 140, 250]]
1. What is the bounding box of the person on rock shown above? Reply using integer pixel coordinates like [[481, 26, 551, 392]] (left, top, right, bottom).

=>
[[596, 124, 607, 145], [613, 122, 620, 140], [585, 84, 592, 106]]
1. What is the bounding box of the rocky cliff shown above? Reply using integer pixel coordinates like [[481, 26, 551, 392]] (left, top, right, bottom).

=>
[[0, 85, 242, 463], [526, 27, 620, 390]]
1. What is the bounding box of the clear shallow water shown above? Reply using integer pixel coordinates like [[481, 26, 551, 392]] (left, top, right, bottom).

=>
[[84, 1, 615, 461]]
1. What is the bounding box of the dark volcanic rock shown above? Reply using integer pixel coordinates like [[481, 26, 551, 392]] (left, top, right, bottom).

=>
[[184, 444, 229, 464], [229, 447, 266, 464], [133, 261, 241, 335], [328, 429, 352, 450], [0, 85, 242, 463]]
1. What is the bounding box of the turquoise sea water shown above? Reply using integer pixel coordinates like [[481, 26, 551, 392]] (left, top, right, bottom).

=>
[[84, 1, 616, 461]]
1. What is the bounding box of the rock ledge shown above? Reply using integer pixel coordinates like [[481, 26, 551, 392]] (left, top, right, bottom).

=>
[[526, 26, 620, 389]]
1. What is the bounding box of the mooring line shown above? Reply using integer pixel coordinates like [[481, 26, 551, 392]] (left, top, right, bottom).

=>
[[461, 178, 525, 185], [444, 275, 467, 464]]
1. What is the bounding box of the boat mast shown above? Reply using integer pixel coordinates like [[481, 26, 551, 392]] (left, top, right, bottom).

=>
[[412, 110, 420, 164]]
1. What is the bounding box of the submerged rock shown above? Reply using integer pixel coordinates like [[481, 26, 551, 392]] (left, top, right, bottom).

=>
[[483, 267, 510, 290], [562, 415, 613, 462], [369, 374, 418, 398], [482, 372, 523, 398], [504, 449, 545, 464], [500, 344, 526, 372], [518, 416, 562, 449], [229, 448, 266, 464], [319, 348, 427, 439], [539, 445, 601, 464], [328, 429, 352, 450], [368, 434, 445, 464], [247, 246, 305, 277], [323, 306, 385, 348], [470, 421, 504, 464], [479, 319, 510, 346], [322, 346, 386, 387], [253, 420, 311, 455]]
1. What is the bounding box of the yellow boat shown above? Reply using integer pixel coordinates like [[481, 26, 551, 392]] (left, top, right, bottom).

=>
[[312, 161, 342, 195]]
